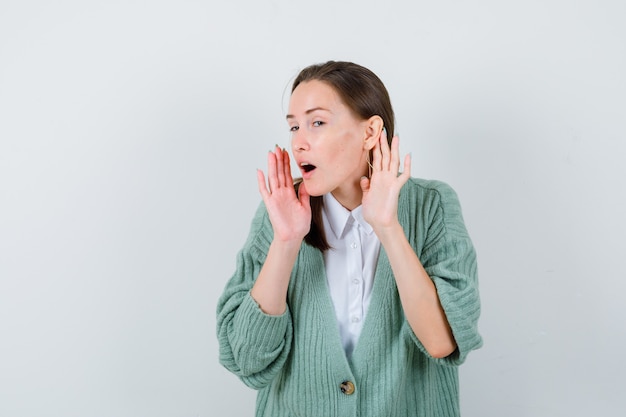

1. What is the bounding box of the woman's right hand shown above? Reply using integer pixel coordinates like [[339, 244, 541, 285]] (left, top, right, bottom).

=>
[[257, 146, 311, 243], [252, 146, 310, 315]]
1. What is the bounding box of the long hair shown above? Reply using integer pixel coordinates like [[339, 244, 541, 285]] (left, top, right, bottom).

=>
[[291, 61, 395, 251]]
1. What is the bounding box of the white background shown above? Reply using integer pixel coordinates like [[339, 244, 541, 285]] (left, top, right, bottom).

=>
[[1, 0, 625, 416]]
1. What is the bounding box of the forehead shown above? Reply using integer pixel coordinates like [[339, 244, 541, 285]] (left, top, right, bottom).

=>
[[288, 80, 345, 114]]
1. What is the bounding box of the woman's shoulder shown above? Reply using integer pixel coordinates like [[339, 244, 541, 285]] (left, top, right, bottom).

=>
[[401, 177, 469, 237], [402, 177, 461, 204]]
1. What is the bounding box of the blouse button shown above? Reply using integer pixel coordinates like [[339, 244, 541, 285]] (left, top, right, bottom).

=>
[[340, 380, 355, 395]]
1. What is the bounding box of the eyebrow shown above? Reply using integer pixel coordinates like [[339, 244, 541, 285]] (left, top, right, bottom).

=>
[[285, 107, 330, 120]]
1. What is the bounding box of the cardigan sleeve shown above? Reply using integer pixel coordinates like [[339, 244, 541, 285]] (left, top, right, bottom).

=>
[[216, 203, 293, 389], [406, 180, 482, 366]]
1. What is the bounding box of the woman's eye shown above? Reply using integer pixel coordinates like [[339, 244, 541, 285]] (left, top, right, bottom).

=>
[[289, 126, 299, 132], [312, 121, 324, 127]]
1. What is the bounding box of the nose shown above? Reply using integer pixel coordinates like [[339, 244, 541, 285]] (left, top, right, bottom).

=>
[[291, 129, 309, 152]]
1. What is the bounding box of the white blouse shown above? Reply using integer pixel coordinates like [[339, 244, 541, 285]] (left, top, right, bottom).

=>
[[321, 193, 381, 357]]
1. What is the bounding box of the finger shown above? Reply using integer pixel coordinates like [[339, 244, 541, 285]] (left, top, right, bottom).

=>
[[266, 150, 278, 193], [282, 149, 294, 188], [257, 169, 270, 201], [380, 130, 391, 170], [371, 136, 382, 172], [274, 145, 285, 188], [399, 153, 412, 184], [360, 175, 370, 194], [390, 135, 400, 172], [298, 181, 311, 211]]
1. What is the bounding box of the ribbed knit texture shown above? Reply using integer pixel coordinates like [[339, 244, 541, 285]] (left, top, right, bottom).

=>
[[217, 178, 482, 417]]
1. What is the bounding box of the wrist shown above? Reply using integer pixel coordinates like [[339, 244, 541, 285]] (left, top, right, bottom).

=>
[[270, 237, 303, 254], [373, 221, 404, 243]]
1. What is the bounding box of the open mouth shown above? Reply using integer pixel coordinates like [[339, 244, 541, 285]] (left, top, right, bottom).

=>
[[300, 163, 316, 173]]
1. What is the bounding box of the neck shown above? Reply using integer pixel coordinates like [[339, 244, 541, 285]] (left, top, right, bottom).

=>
[[331, 158, 369, 211], [331, 181, 363, 211]]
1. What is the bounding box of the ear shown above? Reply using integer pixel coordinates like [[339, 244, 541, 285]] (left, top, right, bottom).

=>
[[363, 115, 384, 150]]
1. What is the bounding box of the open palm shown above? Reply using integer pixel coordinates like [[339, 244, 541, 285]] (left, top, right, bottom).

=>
[[361, 132, 411, 231], [257, 146, 311, 243]]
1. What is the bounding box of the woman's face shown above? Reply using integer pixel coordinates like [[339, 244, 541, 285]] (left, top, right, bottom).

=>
[[287, 80, 372, 209]]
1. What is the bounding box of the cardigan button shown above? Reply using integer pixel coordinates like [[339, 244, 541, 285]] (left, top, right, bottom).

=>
[[340, 380, 355, 395]]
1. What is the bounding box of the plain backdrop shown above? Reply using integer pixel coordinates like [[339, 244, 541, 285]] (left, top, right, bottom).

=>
[[1, 0, 625, 416]]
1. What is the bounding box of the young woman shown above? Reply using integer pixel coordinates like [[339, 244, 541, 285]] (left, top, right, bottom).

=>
[[217, 61, 482, 416]]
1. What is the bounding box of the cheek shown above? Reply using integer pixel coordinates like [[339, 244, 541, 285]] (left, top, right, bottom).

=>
[[328, 147, 362, 175], [333, 129, 361, 152], [320, 129, 363, 170]]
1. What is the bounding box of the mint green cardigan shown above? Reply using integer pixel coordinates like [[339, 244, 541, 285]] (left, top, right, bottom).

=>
[[217, 178, 482, 416]]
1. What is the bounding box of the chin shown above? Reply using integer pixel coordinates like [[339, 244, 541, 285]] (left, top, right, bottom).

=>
[[300, 180, 328, 197]]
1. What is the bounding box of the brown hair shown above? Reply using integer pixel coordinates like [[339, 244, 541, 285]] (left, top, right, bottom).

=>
[[291, 61, 395, 251]]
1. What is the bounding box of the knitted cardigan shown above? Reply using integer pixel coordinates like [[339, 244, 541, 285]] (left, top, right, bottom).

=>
[[217, 178, 482, 417]]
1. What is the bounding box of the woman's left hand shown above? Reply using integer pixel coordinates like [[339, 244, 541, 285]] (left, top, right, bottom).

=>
[[361, 130, 411, 231], [362, 132, 457, 359]]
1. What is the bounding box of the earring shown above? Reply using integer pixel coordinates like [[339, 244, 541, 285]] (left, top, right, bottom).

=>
[[366, 151, 373, 178]]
